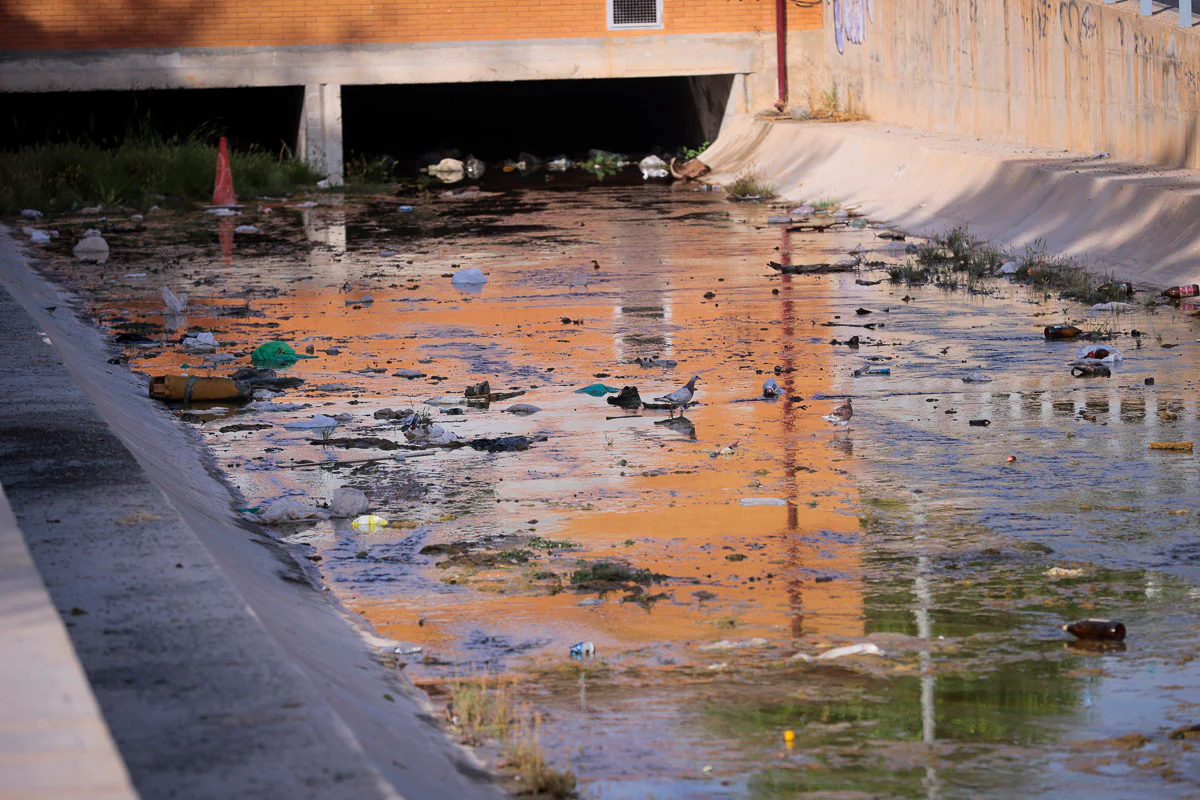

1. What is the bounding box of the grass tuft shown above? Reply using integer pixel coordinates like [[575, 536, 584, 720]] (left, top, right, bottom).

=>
[[0, 129, 320, 214], [446, 678, 576, 797], [888, 262, 933, 284], [727, 167, 779, 200], [448, 675, 516, 744], [505, 713, 577, 798]]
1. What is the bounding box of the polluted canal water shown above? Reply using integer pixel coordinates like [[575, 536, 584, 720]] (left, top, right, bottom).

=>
[[25, 182, 1200, 799]]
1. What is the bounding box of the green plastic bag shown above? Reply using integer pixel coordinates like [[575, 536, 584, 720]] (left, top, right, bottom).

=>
[[251, 341, 315, 369], [574, 383, 618, 397]]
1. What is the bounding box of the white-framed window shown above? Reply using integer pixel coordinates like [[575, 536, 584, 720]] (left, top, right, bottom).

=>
[[607, 0, 663, 30]]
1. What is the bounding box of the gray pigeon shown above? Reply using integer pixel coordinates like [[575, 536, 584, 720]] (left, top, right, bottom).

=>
[[762, 378, 784, 398], [654, 375, 699, 418]]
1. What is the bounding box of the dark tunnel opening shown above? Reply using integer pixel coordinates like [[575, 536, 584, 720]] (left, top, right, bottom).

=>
[[1, 75, 731, 170], [0, 87, 305, 154], [340, 76, 732, 170]]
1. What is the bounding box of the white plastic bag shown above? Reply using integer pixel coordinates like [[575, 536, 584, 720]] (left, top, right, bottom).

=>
[[260, 498, 326, 524], [329, 488, 370, 518], [1073, 344, 1123, 364], [162, 286, 188, 313], [181, 332, 218, 352], [450, 267, 487, 285]]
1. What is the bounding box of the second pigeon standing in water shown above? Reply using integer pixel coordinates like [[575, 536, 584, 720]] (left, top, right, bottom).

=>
[[655, 375, 700, 418]]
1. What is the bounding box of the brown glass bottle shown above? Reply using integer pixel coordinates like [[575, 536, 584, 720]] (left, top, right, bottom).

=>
[[1161, 285, 1200, 299], [1044, 324, 1083, 340], [1063, 619, 1126, 641]]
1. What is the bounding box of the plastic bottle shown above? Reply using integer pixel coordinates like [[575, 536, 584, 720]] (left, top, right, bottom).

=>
[[1063, 619, 1126, 641], [1044, 324, 1083, 340], [1161, 285, 1200, 299], [570, 641, 596, 657], [1098, 281, 1134, 296]]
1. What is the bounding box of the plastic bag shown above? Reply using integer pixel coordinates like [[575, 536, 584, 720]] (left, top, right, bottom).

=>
[[1073, 344, 1123, 364], [638, 155, 670, 180], [352, 515, 389, 531], [260, 498, 325, 524], [574, 383, 618, 397], [252, 340, 315, 368], [283, 414, 339, 435], [329, 488, 370, 518], [450, 267, 487, 285], [181, 332, 218, 352], [162, 286, 188, 313], [73, 236, 109, 263]]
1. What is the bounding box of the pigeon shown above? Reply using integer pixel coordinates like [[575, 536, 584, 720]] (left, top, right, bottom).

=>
[[762, 378, 784, 398], [823, 398, 853, 430], [654, 375, 699, 418]]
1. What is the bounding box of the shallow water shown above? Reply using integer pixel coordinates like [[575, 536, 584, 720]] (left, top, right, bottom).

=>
[[31, 184, 1200, 798]]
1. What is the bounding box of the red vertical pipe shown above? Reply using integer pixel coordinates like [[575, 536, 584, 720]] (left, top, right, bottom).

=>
[[775, 0, 788, 107]]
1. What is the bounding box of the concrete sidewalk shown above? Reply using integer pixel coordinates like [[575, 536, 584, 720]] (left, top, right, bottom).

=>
[[0, 230, 500, 798], [0, 483, 136, 800]]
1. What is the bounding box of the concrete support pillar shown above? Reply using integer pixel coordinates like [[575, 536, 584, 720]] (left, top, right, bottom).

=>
[[1140, 0, 1152, 15], [298, 83, 343, 179], [1181, 0, 1192, 27]]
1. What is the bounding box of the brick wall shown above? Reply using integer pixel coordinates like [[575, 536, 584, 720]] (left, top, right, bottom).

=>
[[0, 0, 820, 51]]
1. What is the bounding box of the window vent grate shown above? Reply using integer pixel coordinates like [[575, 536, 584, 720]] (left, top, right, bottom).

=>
[[608, 0, 662, 29]]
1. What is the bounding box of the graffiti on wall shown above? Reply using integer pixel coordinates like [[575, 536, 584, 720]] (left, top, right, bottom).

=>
[[833, 0, 874, 54]]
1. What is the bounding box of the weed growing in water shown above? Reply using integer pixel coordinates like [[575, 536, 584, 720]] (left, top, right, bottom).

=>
[[727, 167, 779, 200], [505, 713, 577, 798], [569, 561, 665, 586], [1013, 240, 1118, 304], [448, 675, 516, 744], [579, 151, 625, 179], [888, 262, 933, 284], [526, 536, 577, 551], [906, 225, 1131, 305], [496, 548, 533, 564], [447, 679, 576, 797], [345, 154, 396, 185]]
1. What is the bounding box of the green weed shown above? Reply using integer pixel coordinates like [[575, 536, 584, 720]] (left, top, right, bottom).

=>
[[569, 560, 665, 586], [727, 167, 779, 200], [0, 128, 319, 213]]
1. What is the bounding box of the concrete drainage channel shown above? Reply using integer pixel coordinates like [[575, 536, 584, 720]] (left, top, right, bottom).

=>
[[0, 232, 502, 798], [5, 112, 1200, 796]]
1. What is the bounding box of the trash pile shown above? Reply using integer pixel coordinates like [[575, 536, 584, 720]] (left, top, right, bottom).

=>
[[415, 147, 710, 185]]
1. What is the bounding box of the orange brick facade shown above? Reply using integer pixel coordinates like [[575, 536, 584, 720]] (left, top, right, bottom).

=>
[[0, 0, 820, 52]]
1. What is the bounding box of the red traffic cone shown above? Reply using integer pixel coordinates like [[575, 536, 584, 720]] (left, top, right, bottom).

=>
[[211, 137, 238, 208]]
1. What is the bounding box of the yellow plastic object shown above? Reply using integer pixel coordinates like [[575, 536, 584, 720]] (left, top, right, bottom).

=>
[[783, 730, 795, 743], [352, 515, 390, 531]]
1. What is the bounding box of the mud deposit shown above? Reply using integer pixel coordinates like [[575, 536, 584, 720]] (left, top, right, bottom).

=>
[[25, 186, 1200, 798]]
